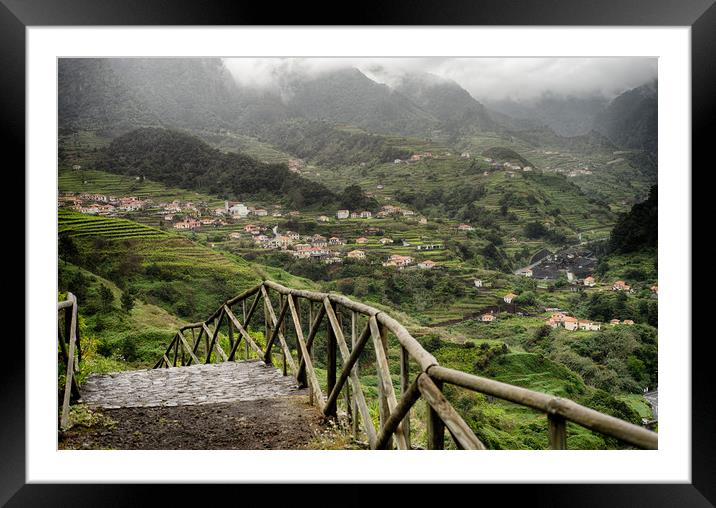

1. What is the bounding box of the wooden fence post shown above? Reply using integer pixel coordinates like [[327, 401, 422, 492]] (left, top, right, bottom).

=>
[[228, 309, 235, 353], [378, 323, 392, 449], [351, 311, 359, 440], [427, 379, 445, 450], [325, 301, 338, 417], [400, 345, 411, 449], [548, 414, 567, 449]]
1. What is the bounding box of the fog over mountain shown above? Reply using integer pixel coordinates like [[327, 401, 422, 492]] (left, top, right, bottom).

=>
[[223, 57, 657, 103]]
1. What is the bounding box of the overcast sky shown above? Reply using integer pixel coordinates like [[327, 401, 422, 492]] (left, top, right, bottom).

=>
[[224, 57, 657, 103]]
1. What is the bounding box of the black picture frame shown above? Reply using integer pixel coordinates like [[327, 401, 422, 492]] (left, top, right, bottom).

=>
[[5, 0, 712, 505]]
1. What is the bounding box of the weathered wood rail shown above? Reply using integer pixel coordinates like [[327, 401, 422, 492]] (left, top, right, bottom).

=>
[[58, 293, 81, 430], [153, 281, 658, 450]]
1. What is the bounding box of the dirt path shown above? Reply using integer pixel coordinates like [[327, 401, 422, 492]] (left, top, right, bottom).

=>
[[59, 394, 329, 450]]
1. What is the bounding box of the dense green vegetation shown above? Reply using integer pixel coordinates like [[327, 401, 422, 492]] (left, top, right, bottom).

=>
[[99, 128, 338, 209], [608, 185, 657, 254]]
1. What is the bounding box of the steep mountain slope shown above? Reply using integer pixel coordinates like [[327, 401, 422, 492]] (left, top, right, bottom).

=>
[[394, 72, 499, 135], [279, 68, 439, 135], [108, 58, 243, 131], [486, 94, 608, 137], [593, 81, 658, 155], [58, 59, 159, 135]]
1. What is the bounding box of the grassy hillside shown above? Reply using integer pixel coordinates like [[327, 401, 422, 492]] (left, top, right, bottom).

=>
[[59, 210, 315, 322]]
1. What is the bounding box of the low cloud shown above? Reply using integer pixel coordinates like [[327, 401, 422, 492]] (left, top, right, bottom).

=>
[[224, 57, 657, 102]]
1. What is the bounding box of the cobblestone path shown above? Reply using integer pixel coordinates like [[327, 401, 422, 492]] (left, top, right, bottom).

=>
[[81, 360, 303, 409]]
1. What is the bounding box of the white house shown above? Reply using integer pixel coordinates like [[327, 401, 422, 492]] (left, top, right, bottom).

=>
[[336, 210, 350, 219], [229, 203, 249, 218], [347, 250, 366, 260]]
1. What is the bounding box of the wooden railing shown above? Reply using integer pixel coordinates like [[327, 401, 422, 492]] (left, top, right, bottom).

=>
[[154, 281, 658, 450], [58, 292, 81, 430]]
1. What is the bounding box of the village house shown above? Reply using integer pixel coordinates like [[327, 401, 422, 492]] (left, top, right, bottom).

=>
[[583, 276, 596, 287], [347, 250, 366, 260], [409, 151, 433, 162], [401, 209, 415, 216], [228, 202, 250, 218], [322, 257, 343, 265], [610, 319, 622, 325], [350, 212, 360, 219], [518, 267, 533, 277], [549, 312, 600, 331], [306, 247, 330, 258], [416, 243, 444, 251], [461, 152, 471, 159], [174, 219, 200, 230], [355, 237, 369, 244], [612, 280, 632, 292], [383, 255, 414, 268], [164, 214, 175, 221], [481, 313, 496, 322], [379, 237, 394, 245], [458, 224, 475, 232], [254, 208, 268, 217], [317, 215, 331, 223], [503, 293, 517, 304], [284, 231, 300, 241], [578, 320, 602, 331], [294, 243, 312, 252], [289, 211, 301, 217], [622, 319, 635, 325], [229, 232, 242, 240], [418, 260, 437, 269], [288, 158, 304, 173], [311, 234, 327, 246], [360, 211, 372, 219], [419, 217, 428, 225], [329, 237, 344, 246], [474, 279, 483, 288], [336, 209, 350, 219], [562, 316, 579, 331]]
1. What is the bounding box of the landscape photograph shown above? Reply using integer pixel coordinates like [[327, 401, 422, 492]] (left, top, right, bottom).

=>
[[56, 57, 659, 451]]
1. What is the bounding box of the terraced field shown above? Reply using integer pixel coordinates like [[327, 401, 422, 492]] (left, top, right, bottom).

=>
[[59, 210, 168, 240], [58, 168, 224, 206]]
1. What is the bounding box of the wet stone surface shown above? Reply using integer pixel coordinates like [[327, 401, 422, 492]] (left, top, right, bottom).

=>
[[81, 360, 304, 409]]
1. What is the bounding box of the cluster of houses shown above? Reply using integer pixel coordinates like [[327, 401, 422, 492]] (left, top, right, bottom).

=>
[[393, 151, 434, 164], [334, 205, 419, 221], [381, 254, 437, 270], [214, 201, 274, 219], [547, 312, 602, 331], [59, 193, 151, 215], [287, 158, 304, 174]]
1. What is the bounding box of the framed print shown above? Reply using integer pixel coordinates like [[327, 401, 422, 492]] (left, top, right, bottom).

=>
[[5, 0, 713, 505]]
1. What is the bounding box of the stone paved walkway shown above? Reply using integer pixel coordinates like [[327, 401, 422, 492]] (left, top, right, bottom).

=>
[[81, 360, 303, 409]]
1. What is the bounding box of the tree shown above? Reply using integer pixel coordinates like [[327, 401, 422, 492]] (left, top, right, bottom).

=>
[[58, 233, 78, 265], [121, 289, 135, 313], [98, 284, 114, 311]]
